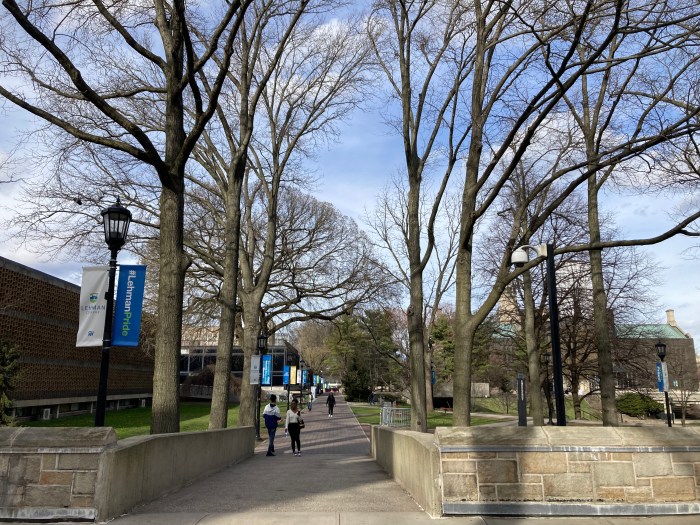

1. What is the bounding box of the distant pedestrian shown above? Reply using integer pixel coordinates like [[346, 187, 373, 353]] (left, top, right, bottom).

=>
[[285, 399, 304, 456], [368, 393, 375, 405], [262, 394, 282, 457], [326, 392, 336, 417], [307, 395, 313, 411]]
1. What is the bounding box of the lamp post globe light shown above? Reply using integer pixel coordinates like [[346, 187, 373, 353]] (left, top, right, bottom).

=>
[[255, 331, 268, 439], [655, 341, 672, 428], [95, 198, 132, 427], [510, 242, 566, 426]]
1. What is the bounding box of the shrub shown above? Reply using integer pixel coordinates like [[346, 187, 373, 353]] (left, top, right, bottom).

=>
[[616, 393, 663, 418]]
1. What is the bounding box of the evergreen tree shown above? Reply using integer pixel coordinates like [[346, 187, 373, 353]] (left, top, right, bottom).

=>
[[0, 338, 20, 426]]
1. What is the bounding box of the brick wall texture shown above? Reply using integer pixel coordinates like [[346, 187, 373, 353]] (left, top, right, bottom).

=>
[[0, 257, 153, 402]]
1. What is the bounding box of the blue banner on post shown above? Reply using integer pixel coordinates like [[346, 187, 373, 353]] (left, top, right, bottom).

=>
[[262, 355, 272, 385], [112, 265, 147, 347], [283, 366, 290, 385], [302, 370, 307, 385], [656, 362, 664, 392]]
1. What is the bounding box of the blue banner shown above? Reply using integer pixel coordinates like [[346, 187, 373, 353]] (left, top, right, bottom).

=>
[[302, 370, 307, 385], [283, 366, 290, 385], [262, 355, 272, 385], [112, 265, 147, 347], [656, 362, 664, 392]]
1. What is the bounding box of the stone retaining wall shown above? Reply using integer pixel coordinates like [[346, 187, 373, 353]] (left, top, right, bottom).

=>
[[0, 425, 255, 522], [372, 425, 700, 517], [0, 427, 113, 522]]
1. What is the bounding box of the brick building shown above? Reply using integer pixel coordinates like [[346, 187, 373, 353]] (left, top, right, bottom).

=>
[[0, 256, 153, 420]]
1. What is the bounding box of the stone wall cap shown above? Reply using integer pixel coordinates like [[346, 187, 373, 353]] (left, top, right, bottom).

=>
[[436, 425, 700, 449], [0, 427, 118, 448], [436, 426, 549, 446]]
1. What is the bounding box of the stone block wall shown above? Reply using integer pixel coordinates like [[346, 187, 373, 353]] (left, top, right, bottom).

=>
[[438, 426, 700, 516], [372, 425, 700, 517], [0, 425, 256, 522], [0, 427, 116, 521]]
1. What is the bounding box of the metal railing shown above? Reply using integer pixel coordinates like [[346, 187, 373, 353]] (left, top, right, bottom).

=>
[[380, 405, 411, 427]]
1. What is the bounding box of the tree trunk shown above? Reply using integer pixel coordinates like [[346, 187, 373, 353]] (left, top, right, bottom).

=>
[[238, 314, 260, 428], [523, 272, 544, 426], [151, 185, 186, 434], [406, 169, 427, 432], [453, 258, 473, 426], [588, 177, 618, 426], [209, 175, 243, 429]]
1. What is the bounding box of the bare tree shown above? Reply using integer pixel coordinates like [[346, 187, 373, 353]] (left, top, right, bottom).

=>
[[186, 11, 377, 428], [365, 175, 460, 413], [0, 0, 251, 433], [367, 0, 476, 431]]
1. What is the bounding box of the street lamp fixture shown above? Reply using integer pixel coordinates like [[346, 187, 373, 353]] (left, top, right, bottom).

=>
[[95, 197, 131, 427], [655, 341, 672, 427], [510, 243, 566, 426], [655, 341, 667, 361]]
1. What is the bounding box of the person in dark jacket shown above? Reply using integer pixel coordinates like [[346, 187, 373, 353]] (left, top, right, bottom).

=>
[[326, 392, 336, 417], [263, 394, 282, 456]]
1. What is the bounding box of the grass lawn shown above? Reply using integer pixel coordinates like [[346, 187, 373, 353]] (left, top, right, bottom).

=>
[[349, 404, 503, 428], [22, 402, 241, 440]]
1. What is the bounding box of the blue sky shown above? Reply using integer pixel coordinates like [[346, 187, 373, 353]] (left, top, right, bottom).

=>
[[1, 88, 698, 343]]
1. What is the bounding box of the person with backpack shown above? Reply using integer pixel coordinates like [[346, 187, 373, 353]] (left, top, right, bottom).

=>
[[262, 394, 282, 457]]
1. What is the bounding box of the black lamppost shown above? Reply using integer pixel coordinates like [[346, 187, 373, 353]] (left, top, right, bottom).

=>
[[543, 352, 553, 425], [255, 331, 268, 439], [95, 198, 131, 427], [655, 341, 672, 428], [511, 243, 566, 426]]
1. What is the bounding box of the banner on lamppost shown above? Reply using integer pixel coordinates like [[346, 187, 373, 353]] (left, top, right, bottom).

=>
[[289, 365, 297, 385], [657, 362, 669, 392], [283, 365, 290, 385], [301, 369, 307, 385], [262, 355, 272, 385], [77, 266, 109, 347], [250, 355, 261, 385], [112, 265, 147, 347]]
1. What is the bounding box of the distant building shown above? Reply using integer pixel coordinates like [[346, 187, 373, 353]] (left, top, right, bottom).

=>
[[613, 309, 698, 392], [491, 296, 698, 396], [0, 256, 153, 420]]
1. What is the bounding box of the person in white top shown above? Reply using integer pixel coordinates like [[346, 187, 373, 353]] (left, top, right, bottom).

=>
[[285, 399, 303, 456], [262, 394, 282, 456]]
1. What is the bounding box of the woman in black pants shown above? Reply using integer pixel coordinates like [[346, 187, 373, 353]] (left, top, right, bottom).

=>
[[285, 400, 303, 456], [326, 392, 336, 417]]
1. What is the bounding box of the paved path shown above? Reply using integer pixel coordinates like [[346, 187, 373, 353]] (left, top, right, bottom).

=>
[[113, 394, 421, 519]]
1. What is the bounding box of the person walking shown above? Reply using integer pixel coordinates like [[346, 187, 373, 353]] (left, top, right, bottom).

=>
[[262, 394, 282, 457], [326, 392, 336, 417], [285, 399, 304, 456]]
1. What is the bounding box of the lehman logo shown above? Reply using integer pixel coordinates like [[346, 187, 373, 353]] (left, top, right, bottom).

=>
[[89, 293, 99, 303]]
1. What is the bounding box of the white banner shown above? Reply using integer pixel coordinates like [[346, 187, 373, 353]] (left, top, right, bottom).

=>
[[250, 355, 261, 385], [77, 266, 109, 347]]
